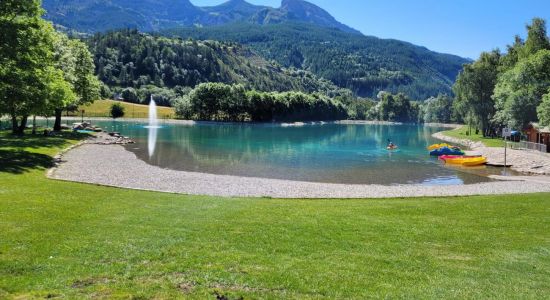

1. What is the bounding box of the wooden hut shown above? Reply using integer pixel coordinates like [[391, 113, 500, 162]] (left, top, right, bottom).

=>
[[525, 123, 550, 152]]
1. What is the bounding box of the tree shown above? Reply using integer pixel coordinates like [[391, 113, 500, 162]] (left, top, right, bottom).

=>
[[110, 102, 125, 119], [375, 92, 414, 122], [452, 50, 500, 135], [493, 49, 550, 128], [366, 92, 416, 122], [189, 83, 231, 120], [500, 35, 523, 72], [521, 18, 550, 59], [52, 34, 100, 131], [174, 96, 193, 120], [537, 92, 550, 127], [0, 0, 56, 134], [422, 94, 453, 123]]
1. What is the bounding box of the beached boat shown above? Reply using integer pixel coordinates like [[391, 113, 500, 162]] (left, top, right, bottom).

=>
[[429, 146, 464, 156], [444, 156, 487, 166], [439, 155, 481, 161], [461, 157, 487, 166], [427, 143, 450, 150]]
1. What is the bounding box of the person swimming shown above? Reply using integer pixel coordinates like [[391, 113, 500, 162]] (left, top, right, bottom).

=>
[[387, 139, 397, 149]]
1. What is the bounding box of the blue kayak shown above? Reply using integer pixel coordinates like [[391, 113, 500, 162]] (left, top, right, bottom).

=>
[[430, 146, 465, 156]]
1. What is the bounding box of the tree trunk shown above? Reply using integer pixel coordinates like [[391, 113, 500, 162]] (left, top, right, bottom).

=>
[[32, 116, 37, 134], [53, 108, 63, 131], [11, 115, 18, 135], [13, 115, 28, 135]]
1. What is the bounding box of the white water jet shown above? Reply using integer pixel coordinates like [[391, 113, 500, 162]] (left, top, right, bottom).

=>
[[147, 95, 159, 158], [148, 95, 158, 128]]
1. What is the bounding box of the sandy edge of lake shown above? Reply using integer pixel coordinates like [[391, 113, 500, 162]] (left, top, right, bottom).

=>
[[432, 131, 550, 175], [47, 131, 550, 198]]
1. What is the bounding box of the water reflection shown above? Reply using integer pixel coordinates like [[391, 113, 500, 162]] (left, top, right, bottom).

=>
[[147, 125, 158, 158], [81, 121, 512, 185]]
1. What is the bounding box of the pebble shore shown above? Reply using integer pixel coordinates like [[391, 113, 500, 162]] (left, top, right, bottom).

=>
[[432, 132, 550, 175], [49, 141, 550, 198]]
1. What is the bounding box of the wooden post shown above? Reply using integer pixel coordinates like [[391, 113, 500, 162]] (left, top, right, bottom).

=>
[[504, 136, 508, 175]]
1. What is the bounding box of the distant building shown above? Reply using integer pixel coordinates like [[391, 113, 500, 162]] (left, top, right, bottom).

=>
[[525, 123, 550, 152]]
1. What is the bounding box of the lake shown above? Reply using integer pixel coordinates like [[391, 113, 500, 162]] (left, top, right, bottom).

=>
[[76, 120, 511, 185]]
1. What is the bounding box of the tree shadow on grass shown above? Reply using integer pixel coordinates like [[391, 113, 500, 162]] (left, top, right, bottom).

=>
[[0, 131, 90, 150], [0, 149, 55, 174]]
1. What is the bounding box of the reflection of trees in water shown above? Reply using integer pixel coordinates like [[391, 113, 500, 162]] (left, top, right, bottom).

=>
[[122, 123, 495, 184], [136, 123, 449, 166], [143, 124, 381, 166]]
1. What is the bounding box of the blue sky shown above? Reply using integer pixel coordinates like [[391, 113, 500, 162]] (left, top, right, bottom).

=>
[[191, 0, 550, 59]]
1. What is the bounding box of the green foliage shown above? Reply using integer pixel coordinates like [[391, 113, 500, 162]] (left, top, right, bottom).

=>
[[180, 82, 347, 122], [0, 0, 57, 133], [87, 29, 347, 104], [536, 92, 550, 127], [422, 94, 453, 123], [493, 49, 550, 128], [52, 32, 101, 105], [367, 92, 418, 122], [72, 41, 101, 105], [174, 96, 193, 119], [99, 82, 112, 99], [121, 87, 139, 103], [453, 50, 501, 134], [45, 68, 76, 113], [163, 22, 469, 99], [452, 18, 550, 132], [51, 31, 100, 130], [346, 98, 375, 120], [521, 18, 550, 59], [109, 102, 125, 119]]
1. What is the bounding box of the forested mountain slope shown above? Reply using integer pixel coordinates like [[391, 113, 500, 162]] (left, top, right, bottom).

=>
[[164, 23, 470, 99], [88, 30, 346, 95]]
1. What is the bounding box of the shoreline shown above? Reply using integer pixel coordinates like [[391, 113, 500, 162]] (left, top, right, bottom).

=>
[[30, 116, 462, 128], [47, 131, 550, 198], [433, 130, 550, 175]]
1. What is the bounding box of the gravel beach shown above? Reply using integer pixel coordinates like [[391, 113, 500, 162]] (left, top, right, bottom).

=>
[[433, 132, 550, 175], [49, 140, 550, 198]]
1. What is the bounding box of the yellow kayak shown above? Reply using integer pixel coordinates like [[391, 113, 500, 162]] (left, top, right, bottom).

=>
[[446, 157, 487, 166], [427, 143, 450, 150], [461, 157, 487, 166]]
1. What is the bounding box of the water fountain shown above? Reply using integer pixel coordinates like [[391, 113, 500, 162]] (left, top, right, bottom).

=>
[[147, 95, 159, 158], [148, 95, 158, 128]]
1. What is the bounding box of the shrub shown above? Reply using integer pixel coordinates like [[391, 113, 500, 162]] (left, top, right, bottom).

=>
[[110, 102, 125, 119], [174, 96, 193, 119], [121, 88, 139, 103]]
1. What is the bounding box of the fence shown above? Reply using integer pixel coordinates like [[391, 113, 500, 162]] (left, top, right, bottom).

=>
[[509, 141, 548, 153]]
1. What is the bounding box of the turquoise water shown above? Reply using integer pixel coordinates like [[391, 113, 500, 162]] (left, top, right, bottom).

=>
[[84, 120, 509, 185]]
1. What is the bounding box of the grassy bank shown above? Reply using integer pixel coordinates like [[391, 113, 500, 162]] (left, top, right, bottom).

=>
[[1, 131, 549, 299], [70, 99, 175, 119], [440, 126, 505, 147]]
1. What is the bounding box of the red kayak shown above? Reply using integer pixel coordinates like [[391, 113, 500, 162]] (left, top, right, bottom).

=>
[[439, 155, 481, 161]]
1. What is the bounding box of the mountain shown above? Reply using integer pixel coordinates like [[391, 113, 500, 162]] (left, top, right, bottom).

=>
[[42, 0, 359, 34], [42, 0, 470, 99], [203, 0, 269, 24], [250, 0, 358, 34], [88, 29, 348, 100], [163, 23, 470, 99]]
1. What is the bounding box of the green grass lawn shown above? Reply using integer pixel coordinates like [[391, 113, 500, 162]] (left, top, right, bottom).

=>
[[441, 126, 505, 147], [68, 99, 175, 119], [1, 131, 549, 299]]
